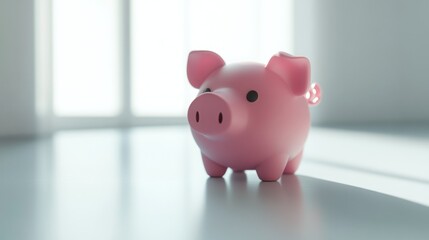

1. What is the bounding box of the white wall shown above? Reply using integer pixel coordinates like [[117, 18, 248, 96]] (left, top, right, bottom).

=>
[[0, 0, 37, 137], [295, 0, 429, 125]]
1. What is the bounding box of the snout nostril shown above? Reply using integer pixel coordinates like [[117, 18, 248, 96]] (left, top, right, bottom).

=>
[[196, 111, 199, 123], [218, 112, 223, 124]]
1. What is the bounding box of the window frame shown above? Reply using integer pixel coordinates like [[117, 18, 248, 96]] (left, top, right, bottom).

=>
[[36, 0, 188, 132], [37, 0, 293, 131]]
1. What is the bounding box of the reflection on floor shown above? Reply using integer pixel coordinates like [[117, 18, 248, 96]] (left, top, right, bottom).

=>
[[0, 126, 428, 240]]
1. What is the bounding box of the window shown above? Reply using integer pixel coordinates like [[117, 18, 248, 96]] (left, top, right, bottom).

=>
[[48, 0, 294, 128], [52, 0, 121, 116]]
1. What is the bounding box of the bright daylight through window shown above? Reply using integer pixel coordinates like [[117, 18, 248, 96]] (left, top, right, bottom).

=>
[[52, 0, 293, 121], [53, 0, 121, 116]]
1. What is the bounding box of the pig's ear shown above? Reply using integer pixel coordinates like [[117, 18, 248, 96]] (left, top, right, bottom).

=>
[[187, 51, 225, 89], [266, 52, 310, 96]]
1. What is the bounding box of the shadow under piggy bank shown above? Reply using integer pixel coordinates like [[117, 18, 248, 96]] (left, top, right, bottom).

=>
[[199, 173, 320, 240], [199, 173, 429, 240]]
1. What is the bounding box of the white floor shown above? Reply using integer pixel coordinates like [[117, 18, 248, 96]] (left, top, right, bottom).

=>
[[0, 125, 428, 240]]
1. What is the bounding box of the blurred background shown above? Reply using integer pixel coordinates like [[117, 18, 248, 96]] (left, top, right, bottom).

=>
[[1, 0, 428, 136], [1, 0, 429, 239]]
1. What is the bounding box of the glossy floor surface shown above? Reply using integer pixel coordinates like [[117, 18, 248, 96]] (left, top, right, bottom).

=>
[[1, 126, 429, 240]]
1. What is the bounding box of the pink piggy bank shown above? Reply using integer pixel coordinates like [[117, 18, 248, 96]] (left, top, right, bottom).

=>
[[187, 51, 321, 181]]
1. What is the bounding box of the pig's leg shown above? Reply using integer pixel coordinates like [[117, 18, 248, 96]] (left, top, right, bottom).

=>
[[202, 154, 227, 177], [256, 155, 288, 181], [283, 151, 303, 174]]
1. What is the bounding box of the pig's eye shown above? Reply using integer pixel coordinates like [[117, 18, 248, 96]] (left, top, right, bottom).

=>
[[203, 88, 211, 93], [246, 90, 258, 102]]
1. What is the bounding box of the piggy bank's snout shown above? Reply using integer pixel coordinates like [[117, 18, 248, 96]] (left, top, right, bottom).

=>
[[188, 93, 232, 135]]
